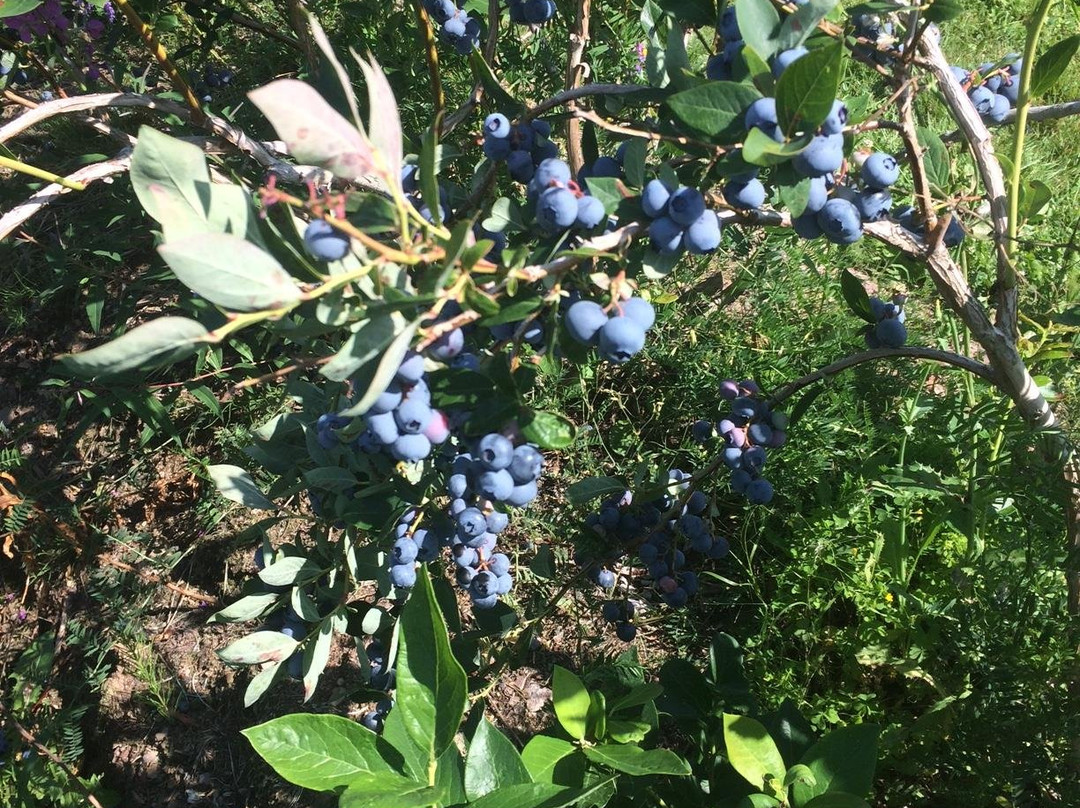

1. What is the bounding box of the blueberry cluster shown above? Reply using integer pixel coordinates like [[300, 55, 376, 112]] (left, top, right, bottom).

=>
[[581, 471, 729, 638], [641, 180, 722, 255], [852, 12, 898, 67], [508, 0, 556, 25], [577, 153, 625, 192], [482, 114, 559, 181], [792, 150, 899, 245], [422, 0, 480, 55], [563, 295, 655, 363], [528, 158, 608, 233], [951, 57, 1022, 124], [600, 599, 637, 642], [360, 698, 394, 734], [389, 508, 441, 589], [864, 294, 908, 348], [193, 64, 234, 103], [355, 352, 451, 462], [303, 219, 351, 262], [697, 380, 786, 505], [444, 434, 544, 607], [893, 204, 966, 247], [744, 93, 849, 182]]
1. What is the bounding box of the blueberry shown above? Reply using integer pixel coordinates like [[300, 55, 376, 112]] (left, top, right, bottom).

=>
[[597, 316, 647, 363], [719, 6, 740, 40], [483, 137, 512, 160], [620, 297, 655, 330], [816, 198, 863, 244], [968, 85, 995, 115], [641, 179, 673, 218], [855, 189, 892, 222], [367, 411, 399, 444], [303, 220, 350, 261], [724, 179, 767, 210], [395, 351, 426, 384], [648, 215, 684, 254], [509, 445, 543, 483], [944, 216, 965, 247], [477, 433, 514, 470], [505, 481, 538, 507], [987, 93, 1011, 123], [390, 563, 417, 588], [615, 622, 637, 642], [484, 112, 511, 139], [794, 134, 845, 177], [368, 381, 403, 414], [427, 328, 464, 361], [745, 478, 774, 504], [804, 176, 829, 214], [875, 318, 907, 347], [862, 151, 899, 189], [820, 100, 848, 135], [576, 195, 606, 228], [692, 420, 714, 443], [478, 469, 515, 501], [667, 187, 706, 226], [536, 186, 579, 231], [523, 0, 555, 23], [684, 210, 722, 254], [507, 149, 535, 182], [391, 434, 432, 462], [457, 507, 488, 537], [745, 97, 782, 143], [533, 157, 571, 190], [596, 569, 616, 588], [489, 553, 511, 576], [392, 537, 419, 564], [564, 300, 609, 346]]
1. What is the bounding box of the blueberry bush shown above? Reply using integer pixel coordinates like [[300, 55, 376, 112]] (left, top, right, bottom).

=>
[[2, 0, 1080, 805]]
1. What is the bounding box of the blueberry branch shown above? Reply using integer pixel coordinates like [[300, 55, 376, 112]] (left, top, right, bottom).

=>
[[768, 347, 999, 406]]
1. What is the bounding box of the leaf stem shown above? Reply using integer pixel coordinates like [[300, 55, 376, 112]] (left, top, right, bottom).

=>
[[0, 154, 86, 190]]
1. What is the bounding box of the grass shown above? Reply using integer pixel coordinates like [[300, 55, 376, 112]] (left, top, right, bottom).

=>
[[2, 2, 1080, 807]]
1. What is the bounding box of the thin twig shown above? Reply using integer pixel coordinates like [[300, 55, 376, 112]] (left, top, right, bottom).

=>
[[770, 346, 999, 405]]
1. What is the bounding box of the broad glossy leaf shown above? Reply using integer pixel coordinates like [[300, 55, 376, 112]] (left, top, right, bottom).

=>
[[58, 317, 209, 378], [467, 780, 616, 808], [129, 127, 212, 238], [777, 0, 840, 50], [791, 724, 879, 804], [1031, 35, 1080, 97], [667, 81, 762, 141], [840, 269, 874, 323], [465, 716, 532, 800], [355, 54, 404, 190], [519, 410, 577, 450], [159, 234, 300, 312], [249, 79, 375, 181], [396, 566, 468, 763], [302, 617, 335, 701], [208, 464, 276, 510], [218, 631, 298, 665], [566, 477, 628, 506], [321, 313, 399, 382], [915, 126, 950, 193], [208, 592, 280, 623], [242, 714, 399, 792], [723, 713, 786, 791], [244, 660, 282, 707], [582, 744, 692, 776], [258, 556, 321, 587], [0, 0, 43, 19], [736, 0, 781, 62], [521, 736, 578, 784], [776, 42, 844, 136], [552, 666, 591, 741], [742, 129, 809, 166], [339, 778, 443, 808], [338, 320, 421, 417]]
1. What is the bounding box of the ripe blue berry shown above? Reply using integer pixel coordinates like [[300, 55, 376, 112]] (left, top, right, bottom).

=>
[[536, 186, 579, 231], [576, 195, 606, 228], [862, 152, 900, 189], [641, 179, 673, 218], [816, 198, 863, 244], [484, 112, 511, 139], [772, 46, 807, 77], [478, 433, 514, 470], [724, 178, 767, 210], [648, 216, 684, 254], [564, 300, 609, 346], [620, 297, 655, 331], [794, 134, 845, 177], [597, 316, 646, 363], [303, 220, 350, 262], [667, 187, 706, 227], [685, 210, 722, 254]]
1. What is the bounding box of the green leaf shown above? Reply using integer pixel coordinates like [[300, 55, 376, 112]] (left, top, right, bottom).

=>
[[242, 713, 398, 792], [582, 744, 692, 776], [158, 234, 301, 312], [761, 699, 816, 767], [465, 716, 532, 800], [338, 776, 443, 808], [519, 410, 577, 450], [420, 126, 442, 226], [737, 796, 782, 808], [552, 666, 591, 741], [396, 565, 469, 763], [244, 660, 282, 707], [779, 177, 813, 218], [248, 80, 376, 182], [840, 269, 874, 323], [736, 0, 782, 62], [129, 127, 212, 239], [321, 314, 399, 382], [1031, 35, 1080, 97], [776, 42, 844, 136], [208, 464, 276, 510], [582, 176, 625, 218], [218, 631, 298, 665], [304, 467, 360, 493], [657, 0, 716, 26], [922, 0, 963, 23], [301, 617, 335, 701], [605, 719, 652, 744], [482, 196, 528, 234], [0, 0, 43, 19], [742, 129, 810, 166], [355, 54, 403, 189], [565, 477, 628, 506], [208, 592, 280, 623], [915, 126, 950, 193], [338, 319, 422, 417], [777, 0, 840, 49], [586, 691, 607, 742], [621, 139, 648, 189], [259, 556, 321, 588], [607, 682, 664, 713], [468, 50, 524, 115], [466, 780, 617, 808], [723, 713, 787, 791], [57, 317, 209, 378], [666, 81, 762, 140], [800, 794, 871, 808], [521, 736, 578, 784], [791, 724, 879, 804]]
